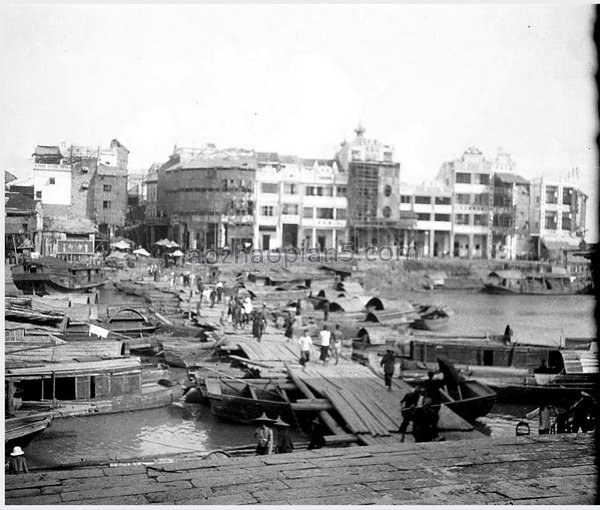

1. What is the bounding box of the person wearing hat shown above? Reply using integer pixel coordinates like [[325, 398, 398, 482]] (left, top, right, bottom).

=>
[[253, 413, 274, 455], [380, 348, 397, 390], [7, 446, 29, 474], [273, 416, 294, 454], [308, 417, 326, 450]]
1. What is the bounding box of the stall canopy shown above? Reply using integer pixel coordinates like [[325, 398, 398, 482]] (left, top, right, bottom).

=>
[[154, 239, 180, 248], [171, 249, 184, 257], [133, 248, 150, 257], [110, 240, 132, 251]]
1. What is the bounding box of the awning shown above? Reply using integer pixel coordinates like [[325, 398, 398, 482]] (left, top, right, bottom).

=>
[[133, 248, 150, 257]]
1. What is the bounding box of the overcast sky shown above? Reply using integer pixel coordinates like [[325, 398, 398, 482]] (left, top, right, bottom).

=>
[[1, 4, 597, 240]]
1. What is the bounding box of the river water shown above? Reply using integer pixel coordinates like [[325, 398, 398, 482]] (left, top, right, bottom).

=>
[[24, 285, 596, 468]]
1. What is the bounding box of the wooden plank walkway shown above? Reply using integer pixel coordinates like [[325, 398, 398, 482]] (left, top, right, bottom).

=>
[[5, 434, 595, 505]]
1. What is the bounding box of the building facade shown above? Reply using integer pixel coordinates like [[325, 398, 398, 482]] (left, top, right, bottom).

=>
[[254, 155, 348, 251], [529, 177, 587, 260], [337, 126, 403, 249], [436, 147, 493, 258]]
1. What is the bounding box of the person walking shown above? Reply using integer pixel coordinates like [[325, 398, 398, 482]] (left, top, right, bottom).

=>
[[318, 325, 331, 364], [215, 280, 223, 303], [252, 413, 275, 455], [380, 348, 397, 390], [196, 277, 204, 313], [322, 300, 330, 322], [330, 324, 343, 365], [423, 370, 444, 404], [273, 416, 294, 454], [7, 446, 29, 474], [283, 312, 294, 342], [299, 330, 313, 370], [398, 388, 422, 442]]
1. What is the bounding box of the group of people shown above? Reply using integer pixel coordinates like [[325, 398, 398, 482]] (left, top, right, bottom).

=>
[[253, 413, 294, 455], [397, 371, 445, 443], [524, 391, 598, 435], [298, 324, 343, 369]]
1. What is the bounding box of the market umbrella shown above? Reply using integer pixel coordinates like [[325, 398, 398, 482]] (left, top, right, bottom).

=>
[[133, 248, 150, 257], [171, 249, 184, 257], [106, 251, 127, 259], [110, 240, 131, 250], [154, 239, 171, 247], [166, 240, 180, 248]]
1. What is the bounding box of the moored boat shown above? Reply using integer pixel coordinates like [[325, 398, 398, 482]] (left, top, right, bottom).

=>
[[411, 304, 451, 331], [5, 413, 54, 452], [482, 269, 589, 295]]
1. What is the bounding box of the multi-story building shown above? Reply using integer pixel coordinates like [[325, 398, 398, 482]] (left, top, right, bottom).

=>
[[336, 126, 402, 249], [254, 155, 347, 251], [32, 145, 72, 218], [529, 176, 587, 260], [491, 172, 531, 259], [436, 147, 493, 258], [157, 147, 256, 251], [399, 182, 451, 257]]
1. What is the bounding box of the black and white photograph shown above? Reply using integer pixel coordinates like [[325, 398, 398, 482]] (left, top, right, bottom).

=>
[[2, 3, 598, 505]]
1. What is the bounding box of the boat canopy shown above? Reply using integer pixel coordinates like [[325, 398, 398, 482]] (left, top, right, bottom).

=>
[[488, 270, 523, 280], [558, 350, 599, 375]]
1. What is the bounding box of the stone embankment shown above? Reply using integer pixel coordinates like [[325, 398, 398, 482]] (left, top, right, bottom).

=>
[[6, 433, 596, 505]]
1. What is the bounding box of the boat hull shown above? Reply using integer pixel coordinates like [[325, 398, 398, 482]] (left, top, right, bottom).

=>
[[18, 384, 184, 418], [5, 414, 53, 451], [412, 317, 450, 331], [208, 393, 292, 424]]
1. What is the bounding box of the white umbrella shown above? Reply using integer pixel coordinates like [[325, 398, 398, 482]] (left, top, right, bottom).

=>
[[171, 249, 184, 257], [166, 240, 180, 248], [133, 248, 150, 257], [110, 240, 131, 250], [154, 239, 171, 247]]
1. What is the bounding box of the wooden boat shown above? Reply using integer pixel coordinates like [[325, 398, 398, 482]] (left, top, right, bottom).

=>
[[5, 413, 53, 451], [11, 257, 108, 295], [411, 305, 450, 331], [407, 336, 599, 405], [434, 355, 496, 421], [204, 377, 312, 424], [6, 358, 184, 418], [482, 269, 589, 295], [162, 337, 219, 368]]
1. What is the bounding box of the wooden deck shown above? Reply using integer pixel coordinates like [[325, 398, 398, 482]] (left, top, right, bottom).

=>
[[5, 433, 596, 505]]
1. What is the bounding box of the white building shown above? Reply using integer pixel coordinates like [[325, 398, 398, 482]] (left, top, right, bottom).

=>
[[254, 155, 348, 251]]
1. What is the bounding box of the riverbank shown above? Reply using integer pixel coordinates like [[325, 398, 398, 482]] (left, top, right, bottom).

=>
[[5, 433, 596, 505]]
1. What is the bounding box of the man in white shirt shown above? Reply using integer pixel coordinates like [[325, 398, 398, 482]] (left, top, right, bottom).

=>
[[299, 330, 313, 369], [318, 325, 331, 363]]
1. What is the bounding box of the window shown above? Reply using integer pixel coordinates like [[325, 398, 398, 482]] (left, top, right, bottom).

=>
[[316, 208, 334, 219], [456, 194, 471, 205], [305, 186, 323, 196], [303, 207, 314, 218], [476, 173, 490, 185], [336, 208, 347, 220], [562, 213, 571, 231], [103, 200, 111, 209], [49, 177, 56, 185], [473, 193, 489, 206], [455, 213, 469, 225], [281, 204, 299, 215], [417, 213, 431, 221], [383, 185, 392, 197], [455, 172, 471, 184], [261, 183, 278, 194], [415, 195, 431, 204], [351, 150, 361, 161], [545, 186, 558, 204], [103, 184, 112, 192], [562, 188, 573, 205], [36, 191, 42, 199], [473, 214, 489, 226], [435, 196, 451, 205], [336, 186, 347, 197], [434, 214, 450, 222], [382, 206, 392, 218], [261, 206, 275, 216], [284, 183, 297, 195], [383, 152, 393, 162], [400, 195, 411, 204], [544, 212, 557, 230], [323, 186, 334, 197]]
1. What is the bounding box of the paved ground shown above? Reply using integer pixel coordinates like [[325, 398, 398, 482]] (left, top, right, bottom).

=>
[[5, 433, 596, 505]]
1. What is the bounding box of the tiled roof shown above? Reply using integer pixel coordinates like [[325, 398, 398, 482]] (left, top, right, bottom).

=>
[[43, 216, 97, 234], [5, 171, 17, 184], [33, 145, 62, 156], [256, 152, 279, 162], [5, 192, 36, 212], [495, 172, 529, 185]]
